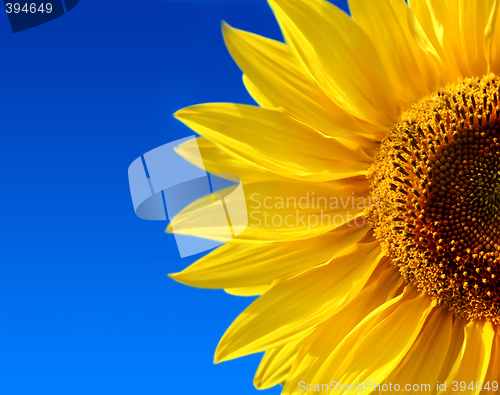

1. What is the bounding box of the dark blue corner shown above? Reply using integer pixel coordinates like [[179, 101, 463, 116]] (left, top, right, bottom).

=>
[[3, 0, 79, 33]]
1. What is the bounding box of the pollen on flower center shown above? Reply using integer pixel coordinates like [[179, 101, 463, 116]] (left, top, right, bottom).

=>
[[368, 74, 500, 323]]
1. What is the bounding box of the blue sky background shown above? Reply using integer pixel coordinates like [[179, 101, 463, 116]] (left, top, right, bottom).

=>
[[0, 0, 349, 394]]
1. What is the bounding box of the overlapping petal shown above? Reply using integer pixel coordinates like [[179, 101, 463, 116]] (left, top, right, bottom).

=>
[[168, 172, 371, 243], [268, 0, 399, 127], [175, 104, 373, 182], [282, 263, 403, 394], [254, 333, 310, 390], [349, 0, 443, 107], [409, 0, 498, 78], [223, 22, 383, 145], [214, 242, 384, 362], [301, 286, 436, 395], [175, 137, 279, 183], [441, 320, 495, 395], [481, 328, 500, 394], [383, 307, 455, 393], [170, 223, 368, 289]]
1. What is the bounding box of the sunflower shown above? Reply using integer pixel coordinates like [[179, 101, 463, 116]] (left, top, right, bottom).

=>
[[169, 0, 500, 393]]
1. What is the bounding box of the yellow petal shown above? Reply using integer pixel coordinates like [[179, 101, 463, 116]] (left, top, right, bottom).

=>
[[168, 178, 370, 243], [176, 137, 374, 185], [457, 0, 495, 76], [442, 320, 495, 395], [254, 332, 311, 390], [269, 0, 398, 127], [409, 0, 463, 79], [481, 327, 500, 394], [175, 137, 279, 183], [384, 307, 453, 392], [242, 74, 277, 109], [223, 22, 383, 144], [349, 0, 443, 107], [225, 284, 271, 296], [304, 286, 436, 395], [170, 222, 368, 289], [214, 242, 383, 362], [485, 0, 500, 74], [410, 0, 497, 78], [408, 0, 446, 59], [175, 103, 371, 182], [433, 317, 468, 392], [282, 262, 403, 395], [379, 316, 467, 394]]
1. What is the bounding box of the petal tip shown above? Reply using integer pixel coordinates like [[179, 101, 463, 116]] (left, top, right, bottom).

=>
[[168, 272, 189, 286], [214, 340, 235, 364], [168, 271, 192, 286], [253, 377, 263, 389], [173, 109, 183, 120]]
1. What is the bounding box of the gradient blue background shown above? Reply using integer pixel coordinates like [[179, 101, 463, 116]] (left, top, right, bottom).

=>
[[0, 0, 349, 393]]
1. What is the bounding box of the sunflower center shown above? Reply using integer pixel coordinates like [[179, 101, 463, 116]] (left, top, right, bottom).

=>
[[368, 74, 500, 323]]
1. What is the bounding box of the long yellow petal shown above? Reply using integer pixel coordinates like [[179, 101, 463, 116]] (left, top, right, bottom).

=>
[[376, 317, 466, 394], [377, 316, 468, 394], [176, 138, 373, 188], [175, 103, 371, 182], [282, 262, 403, 395], [168, 178, 370, 243], [349, 0, 443, 107], [383, 307, 453, 394], [409, 0, 464, 79], [304, 286, 436, 395], [170, 222, 368, 289], [486, 0, 500, 74], [214, 242, 383, 362], [223, 22, 383, 144], [433, 317, 468, 392], [457, 0, 495, 77], [268, 0, 399, 127], [408, 0, 447, 61], [254, 332, 310, 390], [441, 320, 495, 395], [175, 137, 280, 183], [481, 327, 500, 394], [410, 0, 497, 78]]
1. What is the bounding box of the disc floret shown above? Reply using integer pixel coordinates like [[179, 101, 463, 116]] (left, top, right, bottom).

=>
[[369, 74, 500, 323]]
